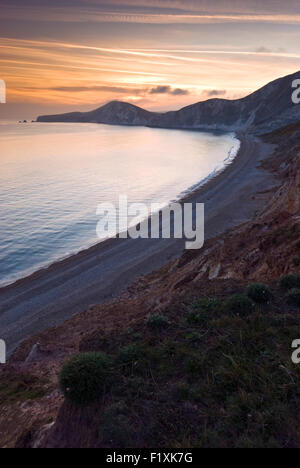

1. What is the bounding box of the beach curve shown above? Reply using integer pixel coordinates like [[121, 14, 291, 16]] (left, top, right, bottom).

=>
[[0, 133, 276, 354]]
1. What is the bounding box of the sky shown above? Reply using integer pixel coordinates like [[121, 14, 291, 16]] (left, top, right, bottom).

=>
[[0, 0, 300, 120]]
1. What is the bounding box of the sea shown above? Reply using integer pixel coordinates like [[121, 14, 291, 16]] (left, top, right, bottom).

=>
[[0, 122, 240, 287]]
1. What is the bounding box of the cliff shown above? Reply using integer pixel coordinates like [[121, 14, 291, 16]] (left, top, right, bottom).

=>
[[37, 71, 300, 134]]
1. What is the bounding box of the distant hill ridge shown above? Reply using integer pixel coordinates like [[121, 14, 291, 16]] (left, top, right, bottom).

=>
[[37, 71, 300, 134]]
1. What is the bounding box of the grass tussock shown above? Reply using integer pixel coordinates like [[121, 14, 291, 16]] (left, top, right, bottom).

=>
[[0, 373, 46, 405]]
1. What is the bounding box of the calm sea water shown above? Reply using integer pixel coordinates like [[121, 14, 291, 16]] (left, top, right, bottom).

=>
[[0, 122, 240, 287]]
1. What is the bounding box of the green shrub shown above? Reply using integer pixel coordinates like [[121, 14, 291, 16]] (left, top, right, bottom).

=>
[[118, 343, 145, 364], [0, 375, 46, 405], [280, 274, 300, 290], [246, 283, 272, 303], [191, 297, 221, 312], [224, 294, 253, 316], [146, 313, 169, 331], [187, 298, 221, 324], [185, 310, 202, 325], [285, 288, 300, 307], [59, 352, 112, 406]]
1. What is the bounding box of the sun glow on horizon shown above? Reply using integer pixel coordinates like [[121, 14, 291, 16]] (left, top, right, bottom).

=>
[[0, 1, 299, 119]]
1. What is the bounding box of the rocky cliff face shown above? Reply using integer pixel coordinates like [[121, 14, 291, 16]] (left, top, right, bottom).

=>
[[37, 71, 300, 133]]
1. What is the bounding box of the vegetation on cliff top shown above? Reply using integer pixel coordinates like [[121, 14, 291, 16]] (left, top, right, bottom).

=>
[[55, 277, 300, 448]]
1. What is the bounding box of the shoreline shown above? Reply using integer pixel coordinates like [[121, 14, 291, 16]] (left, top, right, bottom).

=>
[[0, 132, 276, 354], [0, 131, 240, 291]]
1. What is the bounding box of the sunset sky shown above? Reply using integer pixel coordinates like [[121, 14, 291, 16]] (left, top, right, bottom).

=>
[[0, 0, 300, 120]]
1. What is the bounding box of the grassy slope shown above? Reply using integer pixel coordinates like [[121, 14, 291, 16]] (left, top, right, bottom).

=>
[[45, 278, 300, 448]]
